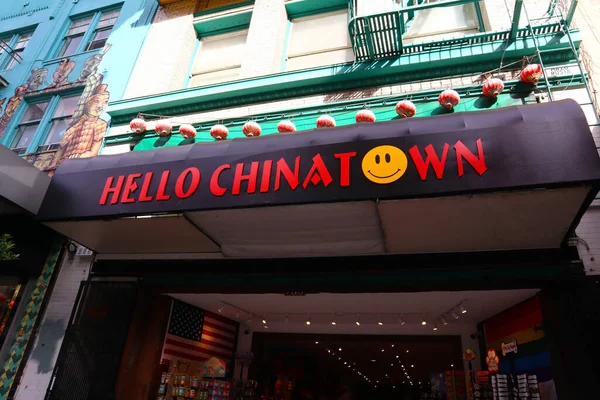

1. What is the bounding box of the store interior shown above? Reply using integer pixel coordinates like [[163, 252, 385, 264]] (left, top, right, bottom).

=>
[[157, 289, 546, 400]]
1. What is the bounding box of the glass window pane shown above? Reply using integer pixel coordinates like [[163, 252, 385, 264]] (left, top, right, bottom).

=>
[[21, 102, 50, 122], [190, 67, 241, 88], [97, 10, 120, 28], [14, 33, 32, 50], [288, 48, 355, 71], [42, 118, 72, 147], [53, 96, 80, 118], [0, 36, 11, 57], [4, 49, 22, 70], [404, 3, 478, 40], [289, 11, 351, 57], [11, 124, 39, 150], [67, 16, 92, 35], [85, 28, 112, 51], [59, 35, 83, 57], [192, 31, 247, 74]]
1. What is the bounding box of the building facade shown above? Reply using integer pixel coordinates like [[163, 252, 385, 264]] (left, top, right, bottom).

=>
[[0, 0, 156, 398], [1, 0, 600, 399]]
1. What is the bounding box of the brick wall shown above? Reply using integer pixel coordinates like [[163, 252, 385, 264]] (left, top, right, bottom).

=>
[[123, 0, 197, 99], [239, 0, 287, 78], [13, 255, 92, 400]]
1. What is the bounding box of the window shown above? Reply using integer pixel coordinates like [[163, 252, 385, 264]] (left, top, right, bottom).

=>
[[57, 9, 120, 58], [189, 30, 248, 88], [402, 1, 479, 43], [57, 16, 92, 57], [355, 0, 399, 16], [86, 10, 119, 51], [37, 95, 80, 152], [0, 32, 33, 70], [7, 94, 81, 155], [10, 102, 50, 155], [286, 10, 354, 72]]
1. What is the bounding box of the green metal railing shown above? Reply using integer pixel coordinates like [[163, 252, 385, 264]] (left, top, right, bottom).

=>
[[349, 17, 563, 61]]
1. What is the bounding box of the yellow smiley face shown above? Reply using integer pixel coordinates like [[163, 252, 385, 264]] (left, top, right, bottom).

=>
[[361, 145, 408, 184]]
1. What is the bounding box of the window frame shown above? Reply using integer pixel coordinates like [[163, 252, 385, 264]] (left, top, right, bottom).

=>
[[188, 29, 249, 88], [1, 92, 82, 156], [284, 9, 355, 72], [55, 7, 121, 59], [0, 30, 34, 71]]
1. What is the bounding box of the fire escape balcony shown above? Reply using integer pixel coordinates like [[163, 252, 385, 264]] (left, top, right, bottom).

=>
[[347, 0, 573, 61]]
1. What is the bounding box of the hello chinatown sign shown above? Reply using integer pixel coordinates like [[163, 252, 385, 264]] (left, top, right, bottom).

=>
[[36, 100, 600, 221]]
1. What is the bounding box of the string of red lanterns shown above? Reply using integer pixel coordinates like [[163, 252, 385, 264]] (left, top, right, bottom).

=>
[[128, 72, 547, 140]]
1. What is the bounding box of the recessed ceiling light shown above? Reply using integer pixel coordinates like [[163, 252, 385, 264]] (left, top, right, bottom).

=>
[[315, 341, 319, 344], [396, 355, 399, 358], [381, 349, 385, 352], [451, 364, 454, 367], [339, 348, 342, 351], [411, 365, 414, 368], [371, 359, 376, 362], [391, 344, 395, 347], [406, 350, 409, 353], [460, 303, 467, 314]]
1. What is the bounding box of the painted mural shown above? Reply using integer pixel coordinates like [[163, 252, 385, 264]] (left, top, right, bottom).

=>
[[0, 44, 111, 174]]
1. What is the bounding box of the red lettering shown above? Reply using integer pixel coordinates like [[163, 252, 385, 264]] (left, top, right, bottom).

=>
[[210, 164, 230, 196], [175, 167, 201, 199], [156, 171, 171, 201], [99, 176, 125, 205], [408, 144, 449, 180], [302, 154, 333, 189], [260, 160, 273, 193], [233, 162, 259, 195], [454, 139, 487, 177], [334, 152, 357, 187], [274, 157, 300, 191], [138, 172, 154, 202], [120, 173, 142, 203]]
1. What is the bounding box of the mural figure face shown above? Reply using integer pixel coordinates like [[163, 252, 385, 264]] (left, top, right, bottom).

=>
[[26, 68, 48, 92], [85, 95, 109, 117], [80, 55, 102, 80]]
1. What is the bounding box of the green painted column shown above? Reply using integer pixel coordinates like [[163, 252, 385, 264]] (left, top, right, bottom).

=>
[[0, 239, 64, 399]]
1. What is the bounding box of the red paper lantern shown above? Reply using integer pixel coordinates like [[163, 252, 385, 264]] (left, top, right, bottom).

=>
[[355, 109, 376, 123], [395, 100, 416, 118], [179, 124, 196, 139], [482, 78, 505, 97], [316, 115, 336, 128], [520, 64, 543, 84], [277, 120, 296, 133], [438, 89, 460, 110], [154, 120, 173, 136], [242, 121, 262, 137], [130, 118, 147, 134], [210, 124, 229, 140]]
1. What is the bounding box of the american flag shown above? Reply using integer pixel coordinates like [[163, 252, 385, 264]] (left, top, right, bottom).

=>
[[161, 300, 238, 365]]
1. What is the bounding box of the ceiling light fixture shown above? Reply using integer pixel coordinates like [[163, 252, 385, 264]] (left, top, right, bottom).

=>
[[396, 355, 399, 359], [411, 365, 414, 368], [378, 315, 383, 326], [460, 303, 467, 314], [441, 316, 448, 326], [305, 314, 311, 325], [450, 364, 454, 367], [339, 348, 342, 351], [433, 325, 438, 331], [217, 305, 225, 313], [398, 315, 406, 326], [262, 317, 267, 325], [315, 341, 319, 344], [381, 349, 385, 352], [356, 314, 361, 326], [421, 317, 427, 326], [285, 314, 289, 324], [452, 311, 460, 320], [264, 324, 268, 329], [406, 350, 409, 353], [331, 314, 336, 325]]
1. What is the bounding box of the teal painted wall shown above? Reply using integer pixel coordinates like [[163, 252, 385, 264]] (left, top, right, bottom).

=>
[[0, 0, 157, 170]]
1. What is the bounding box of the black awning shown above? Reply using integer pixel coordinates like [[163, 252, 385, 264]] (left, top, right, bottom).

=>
[[38, 99, 600, 221], [35, 100, 600, 257]]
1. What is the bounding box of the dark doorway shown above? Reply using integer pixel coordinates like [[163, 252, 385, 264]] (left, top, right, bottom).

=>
[[249, 333, 463, 400]]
